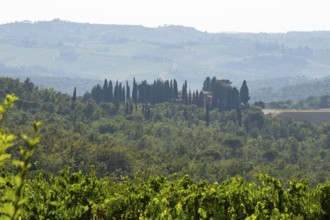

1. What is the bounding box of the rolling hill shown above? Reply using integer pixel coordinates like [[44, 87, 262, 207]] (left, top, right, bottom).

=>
[[1, 19, 330, 99]]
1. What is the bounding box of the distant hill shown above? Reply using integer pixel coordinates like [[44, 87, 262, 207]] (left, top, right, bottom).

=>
[[1, 19, 330, 98], [252, 77, 330, 102]]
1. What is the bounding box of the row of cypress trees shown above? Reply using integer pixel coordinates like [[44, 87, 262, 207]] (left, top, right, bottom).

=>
[[202, 77, 250, 110], [87, 77, 250, 112]]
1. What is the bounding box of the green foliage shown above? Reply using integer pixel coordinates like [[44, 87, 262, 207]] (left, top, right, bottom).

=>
[[0, 94, 41, 220], [0, 92, 329, 219], [315, 181, 330, 219], [25, 168, 103, 219], [21, 172, 330, 219], [1, 77, 329, 186]]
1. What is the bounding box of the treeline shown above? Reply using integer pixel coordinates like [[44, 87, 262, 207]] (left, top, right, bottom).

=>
[[87, 76, 250, 125], [88, 76, 250, 110]]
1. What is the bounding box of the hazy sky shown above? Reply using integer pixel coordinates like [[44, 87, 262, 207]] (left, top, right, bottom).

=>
[[0, 0, 329, 33]]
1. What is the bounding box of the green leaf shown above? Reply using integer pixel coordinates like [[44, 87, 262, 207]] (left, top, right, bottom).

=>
[[4, 94, 18, 108], [198, 207, 207, 219], [12, 160, 25, 169], [18, 198, 28, 206], [2, 202, 15, 216], [33, 121, 42, 132], [14, 176, 22, 188], [0, 177, 7, 184], [0, 154, 11, 162], [5, 189, 16, 202]]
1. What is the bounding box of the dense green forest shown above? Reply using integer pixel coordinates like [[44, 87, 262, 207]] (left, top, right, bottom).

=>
[[0, 76, 330, 219]]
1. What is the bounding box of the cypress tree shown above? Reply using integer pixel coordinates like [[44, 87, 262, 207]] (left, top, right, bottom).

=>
[[121, 84, 125, 102], [192, 91, 196, 105], [126, 81, 130, 101], [182, 80, 188, 104], [71, 87, 76, 110], [108, 80, 113, 103], [205, 101, 210, 126], [132, 78, 138, 104], [211, 76, 217, 91], [195, 90, 199, 106], [232, 87, 240, 110], [188, 90, 192, 105], [102, 79, 108, 101], [91, 84, 102, 103], [170, 80, 173, 100], [212, 90, 218, 109], [165, 80, 170, 101], [240, 80, 250, 107], [173, 79, 178, 100], [114, 81, 119, 104], [232, 87, 242, 126], [118, 82, 122, 102], [184, 80, 188, 103], [199, 91, 204, 107], [203, 77, 211, 91]]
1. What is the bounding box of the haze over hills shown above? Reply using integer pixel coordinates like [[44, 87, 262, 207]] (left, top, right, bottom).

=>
[[1, 19, 330, 101]]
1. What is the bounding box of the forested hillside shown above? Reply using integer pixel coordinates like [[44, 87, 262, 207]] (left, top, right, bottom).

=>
[[0, 76, 330, 219], [0, 77, 328, 184]]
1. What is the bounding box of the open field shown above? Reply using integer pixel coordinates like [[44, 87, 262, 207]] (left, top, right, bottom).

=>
[[263, 108, 330, 124]]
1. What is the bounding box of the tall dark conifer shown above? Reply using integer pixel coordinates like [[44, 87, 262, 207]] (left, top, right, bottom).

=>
[[132, 78, 138, 104], [182, 80, 188, 104], [108, 80, 113, 103], [173, 79, 178, 100], [199, 91, 204, 107], [102, 79, 108, 101], [114, 81, 119, 104], [232, 87, 241, 125], [91, 84, 102, 103], [71, 87, 76, 110], [126, 81, 130, 100], [203, 77, 211, 91], [205, 101, 210, 126], [120, 83, 125, 102], [188, 90, 192, 105], [240, 80, 250, 107], [170, 80, 173, 100]]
